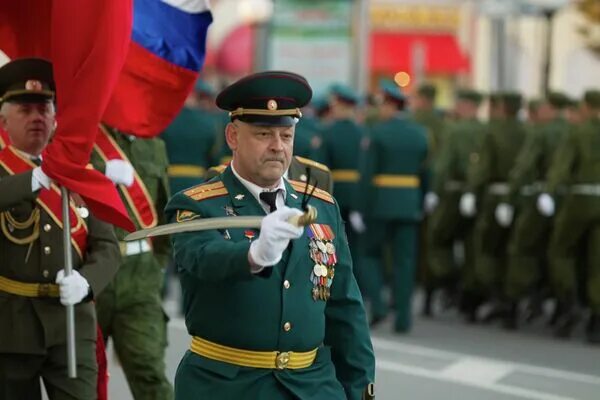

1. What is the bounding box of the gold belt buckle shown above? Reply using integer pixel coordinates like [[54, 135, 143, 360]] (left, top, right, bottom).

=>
[[38, 283, 50, 297], [275, 351, 290, 370]]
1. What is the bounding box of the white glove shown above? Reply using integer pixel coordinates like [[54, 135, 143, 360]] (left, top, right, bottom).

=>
[[459, 192, 477, 217], [495, 203, 514, 227], [424, 192, 439, 214], [105, 159, 135, 187], [349, 211, 366, 233], [249, 206, 304, 267], [31, 166, 52, 191], [55, 269, 90, 306], [537, 193, 555, 217]]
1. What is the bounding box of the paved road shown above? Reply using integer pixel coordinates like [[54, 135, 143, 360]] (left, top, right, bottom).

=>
[[101, 292, 600, 400]]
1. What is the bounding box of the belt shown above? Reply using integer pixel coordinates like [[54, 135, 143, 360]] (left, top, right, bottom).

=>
[[444, 180, 464, 192], [168, 164, 206, 178], [190, 336, 318, 370], [331, 169, 360, 183], [571, 184, 600, 196], [0, 275, 60, 298], [520, 181, 545, 196], [488, 182, 510, 196], [119, 239, 152, 257], [372, 174, 420, 188]]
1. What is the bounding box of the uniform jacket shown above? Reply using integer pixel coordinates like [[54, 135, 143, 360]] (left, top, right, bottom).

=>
[[0, 151, 120, 355], [165, 166, 375, 400]]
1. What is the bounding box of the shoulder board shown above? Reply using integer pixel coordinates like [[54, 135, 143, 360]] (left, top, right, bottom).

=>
[[183, 180, 228, 201], [294, 156, 330, 172], [289, 180, 334, 204], [208, 164, 227, 174]]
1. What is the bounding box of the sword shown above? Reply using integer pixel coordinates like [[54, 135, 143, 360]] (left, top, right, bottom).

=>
[[124, 205, 317, 241]]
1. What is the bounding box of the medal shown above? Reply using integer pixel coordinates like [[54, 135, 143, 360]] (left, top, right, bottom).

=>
[[244, 230, 255, 242], [306, 224, 338, 302]]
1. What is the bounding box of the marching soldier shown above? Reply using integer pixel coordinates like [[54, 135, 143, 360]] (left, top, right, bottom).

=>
[[0, 58, 120, 399], [165, 71, 375, 399], [425, 89, 486, 318], [495, 92, 570, 329], [357, 81, 429, 331], [539, 90, 600, 342], [411, 83, 444, 156]]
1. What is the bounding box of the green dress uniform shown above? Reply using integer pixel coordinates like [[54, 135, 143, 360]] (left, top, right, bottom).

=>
[[91, 127, 174, 399], [545, 100, 600, 341], [165, 71, 375, 400], [293, 115, 324, 161], [467, 95, 527, 297], [503, 110, 570, 305], [161, 106, 219, 194], [358, 109, 428, 331]]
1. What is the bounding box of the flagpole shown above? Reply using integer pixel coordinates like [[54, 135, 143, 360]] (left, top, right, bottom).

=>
[[61, 186, 77, 378]]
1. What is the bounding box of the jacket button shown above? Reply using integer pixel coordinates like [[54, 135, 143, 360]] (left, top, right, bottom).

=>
[[43, 246, 51, 255], [43, 224, 52, 232], [283, 322, 292, 332], [42, 270, 49, 278], [283, 280, 290, 289]]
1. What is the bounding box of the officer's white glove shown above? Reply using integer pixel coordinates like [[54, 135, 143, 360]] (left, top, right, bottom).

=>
[[55, 269, 90, 306], [249, 206, 304, 267], [349, 211, 366, 234], [424, 192, 439, 214], [105, 159, 135, 187], [31, 166, 52, 191], [537, 193, 555, 217], [495, 203, 514, 227], [459, 192, 477, 217]]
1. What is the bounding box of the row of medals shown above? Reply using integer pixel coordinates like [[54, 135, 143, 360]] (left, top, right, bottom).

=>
[[309, 238, 336, 301]]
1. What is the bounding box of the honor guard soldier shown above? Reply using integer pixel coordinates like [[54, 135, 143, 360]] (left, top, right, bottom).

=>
[[357, 81, 429, 331], [165, 71, 375, 400], [0, 58, 120, 400]]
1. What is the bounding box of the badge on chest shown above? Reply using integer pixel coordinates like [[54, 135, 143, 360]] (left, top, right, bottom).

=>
[[307, 224, 337, 301]]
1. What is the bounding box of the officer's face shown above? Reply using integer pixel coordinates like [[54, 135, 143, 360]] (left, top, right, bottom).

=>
[[226, 120, 294, 188], [0, 101, 55, 156]]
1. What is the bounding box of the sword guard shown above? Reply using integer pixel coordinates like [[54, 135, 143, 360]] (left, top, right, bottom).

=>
[[288, 205, 317, 227]]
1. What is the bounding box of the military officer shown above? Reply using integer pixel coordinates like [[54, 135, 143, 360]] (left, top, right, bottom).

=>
[[357, 81, 428, 331], [165, 71, 375, 400], [425, 89, 486, 318], [539, 90, 600, 341], [91, 127, 173, 395], [411, 83, 444, 156], [495, 92, 570, 329], [460, 92, 527, 321], [161, 79, 219, 194], [0, 58, 120, 400]]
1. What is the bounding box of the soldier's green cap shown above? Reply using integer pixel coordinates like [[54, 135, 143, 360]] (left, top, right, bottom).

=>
[[329, 83, 359, 104], [311, 96, 329, 113], [583, 89, 600, 108], [194, 79, 215, 97], [501, 92, 523, 110], [417, 83, 437, 100], [216, 71, 312, 126], [546, 92, 569, 109], [456, 89, 483, 104], [380, 79, 406, 103], [0, 58, 54, 104]]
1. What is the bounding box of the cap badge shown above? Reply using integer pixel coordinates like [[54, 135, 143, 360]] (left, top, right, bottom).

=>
[[25, 80, 42, 91], [267, 99, 278, 111]]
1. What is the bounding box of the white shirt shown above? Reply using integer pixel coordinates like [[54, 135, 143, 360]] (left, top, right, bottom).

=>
[[231, 162, 287, 213]]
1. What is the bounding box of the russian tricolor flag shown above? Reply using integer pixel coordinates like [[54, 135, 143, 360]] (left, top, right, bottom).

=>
[[103, 0, 213, 138]]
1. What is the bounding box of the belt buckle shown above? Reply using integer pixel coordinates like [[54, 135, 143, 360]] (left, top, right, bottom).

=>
[[38, 283, 50, 297], [275, 351, 290, 370]]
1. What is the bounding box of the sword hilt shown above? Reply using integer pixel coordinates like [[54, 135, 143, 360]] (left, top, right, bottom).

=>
[[288, 205, 317, 227]]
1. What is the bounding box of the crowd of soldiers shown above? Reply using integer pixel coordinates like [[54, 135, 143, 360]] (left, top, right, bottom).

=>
[[162, 78, 600, 345]]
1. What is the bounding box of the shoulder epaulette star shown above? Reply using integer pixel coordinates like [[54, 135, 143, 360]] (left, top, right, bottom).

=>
[[183, 180, 228, 201], [294, 156, 330, 173], [289, 179, 334, 204]]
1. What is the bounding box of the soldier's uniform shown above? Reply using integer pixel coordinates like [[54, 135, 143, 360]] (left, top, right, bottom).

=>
[[358, 82, 429, 332], [0, 59, 120, 400], [427, 90, 486, 315], [91, 128, 173, 399], [545, 90, 600, 342], [165, 71, 375, 400]]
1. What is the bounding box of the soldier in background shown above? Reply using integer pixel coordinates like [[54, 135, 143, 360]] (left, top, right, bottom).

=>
[[538, 90, 600, 342], [357, 81, 428, 332], [425, 90, 485, 318], [495, 92, 570, 329]]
